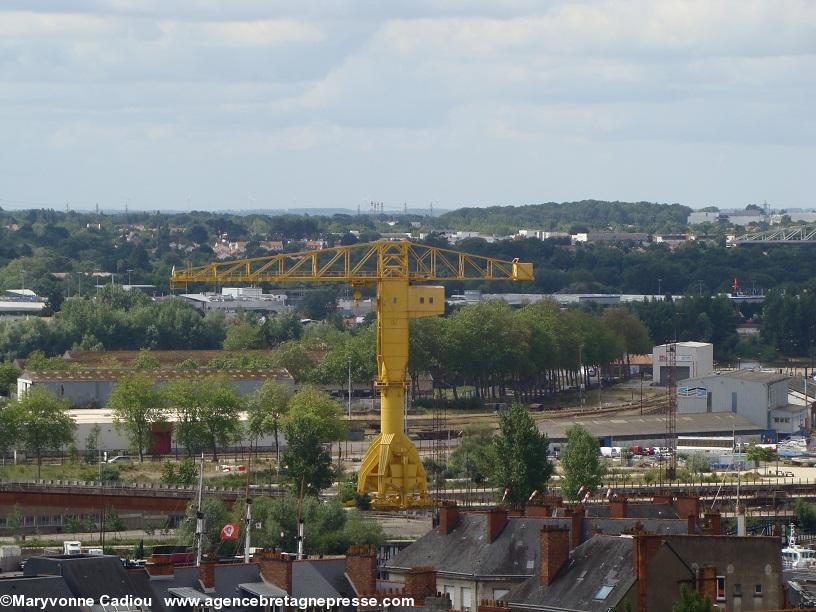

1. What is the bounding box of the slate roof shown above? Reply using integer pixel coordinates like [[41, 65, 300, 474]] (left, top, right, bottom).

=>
[[583, 518, 693, 541], [293, 559, 353, 598], [385, 514, 554, 578], [0, 576, 81, 611], [149, 564, 261, 612], [505, 535, 635, 612], [22, 555, 153, 604]]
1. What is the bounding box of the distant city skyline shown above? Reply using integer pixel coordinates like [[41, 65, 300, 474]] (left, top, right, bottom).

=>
[[0, 1, 813, 211]]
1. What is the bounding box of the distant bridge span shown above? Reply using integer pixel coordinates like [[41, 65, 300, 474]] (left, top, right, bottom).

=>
[[729, 225, 816, 246]]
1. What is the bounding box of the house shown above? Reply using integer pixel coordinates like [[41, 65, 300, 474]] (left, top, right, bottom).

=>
[[259, 240, 285, 252], [677, 370, 804, 434], [488, 529, 784, 612]]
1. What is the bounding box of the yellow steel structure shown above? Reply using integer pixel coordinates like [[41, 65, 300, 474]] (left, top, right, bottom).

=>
[[170, 240, 533, 507]]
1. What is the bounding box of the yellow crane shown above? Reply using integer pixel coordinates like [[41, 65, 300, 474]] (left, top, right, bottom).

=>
[[170, 240, 533, 507]]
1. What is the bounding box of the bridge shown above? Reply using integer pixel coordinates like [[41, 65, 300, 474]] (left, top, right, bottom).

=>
[[729, 225, 816, 246]]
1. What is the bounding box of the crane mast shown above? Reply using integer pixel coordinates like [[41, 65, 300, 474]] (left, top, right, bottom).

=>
[[171, 240, 533, 507]]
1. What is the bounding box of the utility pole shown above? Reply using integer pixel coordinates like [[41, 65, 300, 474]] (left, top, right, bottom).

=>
[[195, 454, 205, 567], [578, 344, 584, 407], [347, 355, 352, 460]]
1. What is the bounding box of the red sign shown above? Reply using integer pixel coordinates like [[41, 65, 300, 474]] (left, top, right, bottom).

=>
[[220, 523, 240, 540]]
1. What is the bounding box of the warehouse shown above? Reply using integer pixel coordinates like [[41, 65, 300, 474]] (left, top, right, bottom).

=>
[[538, 411, 762, 452], [677, 369, 805, 434], [17, 367, 294, 407], [653, 341, 713, 385]]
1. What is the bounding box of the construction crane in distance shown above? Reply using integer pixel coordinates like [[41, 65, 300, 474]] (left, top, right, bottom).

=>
[[170, 240, 534, 508]]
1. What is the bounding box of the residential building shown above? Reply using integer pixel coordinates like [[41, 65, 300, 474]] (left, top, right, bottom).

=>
[[653, 341, 713, 386], [571, 232, 650, 245], [259, 240, 285, 252], [489, 530, 784, 612], [677, 369, 804, 434]]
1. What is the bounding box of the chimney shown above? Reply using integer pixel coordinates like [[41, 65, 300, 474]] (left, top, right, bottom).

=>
[[539, 526, 570, 586], [438, 503, 460, 536], [609, 495, 628, 519], [487, 508, 508, 543], [145, 554, 174, 577], [633, 531, 663, 612], [687, 514, 697, 535], [346, 545, 377, 594], [256, 550, 293, 594], [199, 554, 216, 590], [405, 566, 437, 607], [699, 565, 717, 602], [569, 505, 585, 549], [673, 493, 700, 521], [703, 512, 722, 536]]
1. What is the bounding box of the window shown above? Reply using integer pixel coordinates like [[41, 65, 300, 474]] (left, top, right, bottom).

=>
[[594, 585, 614, 601], [429, 297, 434, 303], [492, 589, 509, 600], [443, 586, 456, 608], [755, 584, 763, 596], [716, 576, 726, 601], [461, 587, 472, 612], [419, 297, 425, 304]]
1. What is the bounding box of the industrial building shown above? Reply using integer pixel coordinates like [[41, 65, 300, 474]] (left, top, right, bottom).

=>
[[653, 341, 713, 386], [17, 367, 294, 408], [677, 370, 806, 435], [179, 286, 289, 313], [0, 288, 47, 316]]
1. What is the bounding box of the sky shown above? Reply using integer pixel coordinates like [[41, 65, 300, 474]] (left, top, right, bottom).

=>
[[0, 1, 814, 213]]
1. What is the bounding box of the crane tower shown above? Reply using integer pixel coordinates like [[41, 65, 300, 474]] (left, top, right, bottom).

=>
[[171, 240, 533, 507]]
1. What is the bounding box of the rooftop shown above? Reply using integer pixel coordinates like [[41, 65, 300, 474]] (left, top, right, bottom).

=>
[[715, 369, 791, 384], [538, 412, 762, 442], [21, 367, 292, 382]]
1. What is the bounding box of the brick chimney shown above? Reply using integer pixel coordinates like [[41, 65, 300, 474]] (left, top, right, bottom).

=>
[[405, 566, 437, 606], [199, 554, 216, 590], [486, 508, 508, 543], [539, 526, 570, 586], [346, 544, 378, 594], [609, 495, 628, 519], [703, 512, 722, 536], [569, 505, 585, 549], [438, 503, 460, 536], [256, 550, 293, 594], [145, 554, 174, 577], [699, 565, 717, 602], [687, 514, 697, 534], [633, 531, 663, 612], [526, 494, 562, 518], [674, 493, 700, 520]]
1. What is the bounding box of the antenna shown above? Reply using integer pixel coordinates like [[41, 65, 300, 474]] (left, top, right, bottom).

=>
[[195, 453, 205, 567], [296, 477, 305, 560], [243, 453, 252, 563]]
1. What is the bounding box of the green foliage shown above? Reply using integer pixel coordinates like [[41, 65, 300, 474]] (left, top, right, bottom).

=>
[[285, 386, 346, 442], [280, 413, 336, 495], [745, 443, 776, 464], [339, 473, 372, 509], [491, 404, 553, 508], [132, 349, 160, 370], [107, 373, 166, 461], [162, 376, 243, 461], [671, 584, 713, 612], [176, 497, 231, 553], [246, 380, 292, 461], [161, 458, 199, 485], [175, 358, 200, 369], [685, 452, 711, 475], [24, 351, 78, 370], [449, 424, 495, 483], [561, 425, 606, 501], [16, 387, 76, 477], [223, 321, 264, 351], [795, 499, 816, 533], [6, 504, 22, 541], [98, 466, 121, 482], [0, 361, 20, 395]]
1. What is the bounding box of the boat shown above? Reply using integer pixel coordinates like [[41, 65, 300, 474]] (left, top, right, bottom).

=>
[[782, 524, 816, 569], [790, 453, 816, 466]]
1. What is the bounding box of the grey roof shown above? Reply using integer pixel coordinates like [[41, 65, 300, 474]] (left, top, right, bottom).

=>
[[687, 370, 790, 385], [239, 581, 287, 598], [0, 576, 81, 611], [167, 586, 208, 603], [585, 503, 679, 520], [583, 518, 692, 541], [385, 514, 552, 578], [150, 564, 261, 612], [293, 559, 353, 598], [505, 535, 635, 611], [23, 555, 153, 603], [789, 378, 815, 399], [539, 412, 762, 442]]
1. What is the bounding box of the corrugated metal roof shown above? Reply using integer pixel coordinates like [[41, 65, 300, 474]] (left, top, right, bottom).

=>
[[20, 368, 292, 382]]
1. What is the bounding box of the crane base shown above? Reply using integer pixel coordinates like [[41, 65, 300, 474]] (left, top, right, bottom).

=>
[[356, 431, 432, 508]]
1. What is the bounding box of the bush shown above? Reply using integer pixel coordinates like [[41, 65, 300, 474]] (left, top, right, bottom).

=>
[[98, 466, 120, 482], [161, 458, 199, 486]]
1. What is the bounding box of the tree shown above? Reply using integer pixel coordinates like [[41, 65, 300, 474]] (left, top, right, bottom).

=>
[[280, 413, 335, 495], [17, 387, 75, 477], [746, 443, 776, 467], [246, 381, 292, 463], [449, 424, 495, 483], [132, 349, 160, 370], [0, 361, 20, 396], [561, 425, 605, 501], [107, 373, 165, 461], [6, 504, 22, 541], [177, 497, 231, 553], [0, 402, 21, 462], [163, 376, 243, 461], [491, 404, 553, 508], [85, 424, 101, 464], [284, 386, 347, 443], [795, 499, 816, 533], [223, 321, 263, 351], [672, 584, 713, 612]]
